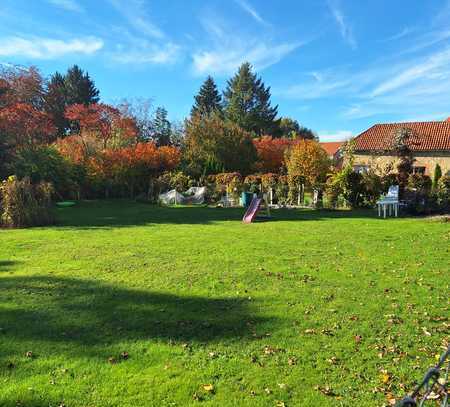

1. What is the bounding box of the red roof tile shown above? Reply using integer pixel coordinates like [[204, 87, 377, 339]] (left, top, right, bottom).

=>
[[319, 141, 343, 156], [354, 122, 450, 152]]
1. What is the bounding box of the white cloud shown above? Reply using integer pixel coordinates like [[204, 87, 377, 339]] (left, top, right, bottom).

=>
[[318, 130, 354, 142], [327, 0, 356, 49], [112, 42, 180, 65], [381, 27, 415, 42], [0, 36, 103, 59], [108, 0, 164, 39], [47, 0, 83, 13], [193, 41, 300, 76], [191, 17, 302, 76], [370, 48, 450, 97], [234, 0, 269, 26]]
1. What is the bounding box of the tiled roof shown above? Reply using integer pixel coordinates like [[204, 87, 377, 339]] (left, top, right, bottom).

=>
[[319, 141, 344, 156], [354, 122, 450, 152]]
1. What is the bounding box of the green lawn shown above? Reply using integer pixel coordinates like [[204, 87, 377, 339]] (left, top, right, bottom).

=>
[[0, 201, 448, 407]]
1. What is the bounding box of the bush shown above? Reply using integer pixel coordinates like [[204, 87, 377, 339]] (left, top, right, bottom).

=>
[[0, 176, 54, 228], [404, 174, 433, 215], [13, 145, 84, 199], [361, 170, 383, 206], [325, 166, 364, 208], [436, 175, 450, 211]]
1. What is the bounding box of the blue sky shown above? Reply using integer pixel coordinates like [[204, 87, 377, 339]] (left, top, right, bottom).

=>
[[1, 0, 450, 141]]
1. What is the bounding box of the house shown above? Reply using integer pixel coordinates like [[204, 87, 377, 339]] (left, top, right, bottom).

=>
[[352, 121, 450, 176], [319, 141, 344, 163]]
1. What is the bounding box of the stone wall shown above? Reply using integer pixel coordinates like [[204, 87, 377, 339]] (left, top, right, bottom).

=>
[[351, 152, 450, 176]]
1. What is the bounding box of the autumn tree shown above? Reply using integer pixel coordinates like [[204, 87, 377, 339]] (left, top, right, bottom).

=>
[[253, 136, 292, 173], [0, 66, 45, 108], [65, 103, 137, 150], [285, 139, 330, 204], [0, 103, 55, 147], [191, 76, 222, 117], [184, 113, 257, 176], [223, 62, 279, 136]]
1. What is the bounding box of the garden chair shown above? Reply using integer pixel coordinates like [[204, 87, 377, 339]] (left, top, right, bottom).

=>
[[377, 185, 399, 218]]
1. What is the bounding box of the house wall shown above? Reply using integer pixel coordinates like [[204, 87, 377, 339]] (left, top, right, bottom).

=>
[[351, 152, 450, 176]]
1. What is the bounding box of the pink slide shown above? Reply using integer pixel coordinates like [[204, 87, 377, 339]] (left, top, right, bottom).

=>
[[242, 197, 262, 223]]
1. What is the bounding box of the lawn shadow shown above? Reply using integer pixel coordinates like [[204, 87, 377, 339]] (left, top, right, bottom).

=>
[[54, 199, 379, 229], [0, 275, 278, 361], [0, 260, 19, 272]]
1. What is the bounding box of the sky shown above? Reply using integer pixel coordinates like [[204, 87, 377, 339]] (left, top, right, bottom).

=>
[[1, 0, 450, 141]]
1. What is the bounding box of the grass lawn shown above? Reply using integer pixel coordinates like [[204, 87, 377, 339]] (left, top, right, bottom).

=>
[[0, 201, 448, 406]]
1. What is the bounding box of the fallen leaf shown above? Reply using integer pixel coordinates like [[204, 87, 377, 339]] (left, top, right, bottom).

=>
[[203, 384, 214, 393]]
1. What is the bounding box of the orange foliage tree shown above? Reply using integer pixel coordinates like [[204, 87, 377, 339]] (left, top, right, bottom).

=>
[[57, 104, 180, 197], [285, 140, 330, 204], [253, 136, 292, 173], [0, 102, 55, 147]]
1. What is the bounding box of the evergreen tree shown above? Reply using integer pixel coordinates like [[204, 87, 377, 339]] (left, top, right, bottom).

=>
[[152, 107, 172, 146], [64, 65, 99, 106], [223, 62, 279, 136], [191, 76, 222, 117], [44, 66, 100, 136], [433, 163, 442, 190], [45, 72, 68, 137], [278, 117, 316, 139]]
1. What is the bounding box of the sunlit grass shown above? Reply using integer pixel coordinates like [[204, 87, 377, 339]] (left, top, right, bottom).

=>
[[0, 201, 448, 406]]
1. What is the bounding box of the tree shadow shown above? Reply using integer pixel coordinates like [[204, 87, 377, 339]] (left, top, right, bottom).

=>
[[53, 200, 379, 229], [0, 260, 19, 272], [0, 275, 278, 361]]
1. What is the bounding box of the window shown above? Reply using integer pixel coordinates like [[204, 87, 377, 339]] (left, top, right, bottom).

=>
[[354, 165, 369, 174], [412, 166, 426, 175]]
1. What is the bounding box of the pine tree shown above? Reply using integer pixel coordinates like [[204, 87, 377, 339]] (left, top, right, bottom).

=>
[[191, 76, 222, 117], [45, 72, 68, 137], [223, 62, 279, 136], [64, 65, 99, 106], [152, 107, 172, 146]]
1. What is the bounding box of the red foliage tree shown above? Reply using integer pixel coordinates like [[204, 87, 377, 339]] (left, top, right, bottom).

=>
[[253, 136, 292, 173], [65, 103, 138, 149], [0, 102, 55, 146]]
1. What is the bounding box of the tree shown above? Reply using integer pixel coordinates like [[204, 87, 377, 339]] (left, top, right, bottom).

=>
[[152, 107, 171, 146], [278, 117, 316, 139], [118, 98, 154, 142], [0, 102, 55, 147], [223, 62, 279, 136], [184, 113, 257, 176], [191, 76, 222, 117], [45, 72, 68, 137], [391, 127, 415, 192], [64, 103, 137, 151], [0, 66, 45, 109], [253, 136, 292, 173], [64, 65, 99, 106], [285, 140, 330, 204], [433, 163, 442, 190]]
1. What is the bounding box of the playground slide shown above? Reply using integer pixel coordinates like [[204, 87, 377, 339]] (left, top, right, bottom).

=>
[[242, 197, 262, 223]]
